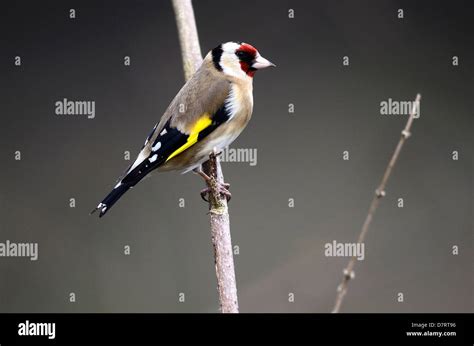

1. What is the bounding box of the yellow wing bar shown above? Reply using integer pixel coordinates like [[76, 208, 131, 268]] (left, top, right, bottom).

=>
[[166, 114, 212, 162]]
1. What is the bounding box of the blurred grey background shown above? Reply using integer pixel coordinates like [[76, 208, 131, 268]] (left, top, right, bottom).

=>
[[0, 0, 472, 312]]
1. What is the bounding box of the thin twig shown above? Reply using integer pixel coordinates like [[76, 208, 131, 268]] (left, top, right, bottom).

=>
[[332, 94, 421, 313], [171, 0, 239, 313], [171, 0, 202, 80]]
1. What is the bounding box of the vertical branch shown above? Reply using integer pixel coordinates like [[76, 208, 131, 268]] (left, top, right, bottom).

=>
[[171, 0, 202, 80], [204, 153, 239, 313], [171, 0, 239, 313], [332, 94, 421, 313]]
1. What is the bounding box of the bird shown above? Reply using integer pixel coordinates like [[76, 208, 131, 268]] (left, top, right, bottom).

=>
[[91, 41, 275, 217]]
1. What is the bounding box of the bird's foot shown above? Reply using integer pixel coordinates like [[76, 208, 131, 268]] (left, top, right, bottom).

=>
[[200, 182, 231, 203]]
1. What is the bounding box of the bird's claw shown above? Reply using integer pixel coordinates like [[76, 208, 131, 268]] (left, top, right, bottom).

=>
[[200, 182, 231, 202]]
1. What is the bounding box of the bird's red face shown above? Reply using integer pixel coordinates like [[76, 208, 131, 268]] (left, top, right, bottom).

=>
[[212, 41, 275, 79]]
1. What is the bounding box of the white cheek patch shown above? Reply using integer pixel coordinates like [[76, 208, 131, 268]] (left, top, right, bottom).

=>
[[220, 55, 240, 77]]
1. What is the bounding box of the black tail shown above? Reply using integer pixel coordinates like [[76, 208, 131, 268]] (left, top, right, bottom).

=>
[[91, 183, 132, 217], [92, 150, 156, 218]]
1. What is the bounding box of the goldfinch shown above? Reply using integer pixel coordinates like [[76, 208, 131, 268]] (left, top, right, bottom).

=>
[[92, 41, 275, 217]]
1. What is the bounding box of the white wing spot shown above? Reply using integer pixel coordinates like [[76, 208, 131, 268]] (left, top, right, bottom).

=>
[[152, 141, 161, 151], [149, 154, 158, 163], [160, 129, 167, 136]]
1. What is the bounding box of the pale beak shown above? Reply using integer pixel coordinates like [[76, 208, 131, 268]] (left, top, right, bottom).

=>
[[252, 55, 276, 69]]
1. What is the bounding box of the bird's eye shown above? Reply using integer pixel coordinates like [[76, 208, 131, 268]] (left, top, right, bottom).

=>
[[236, 50, 251, 60]]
